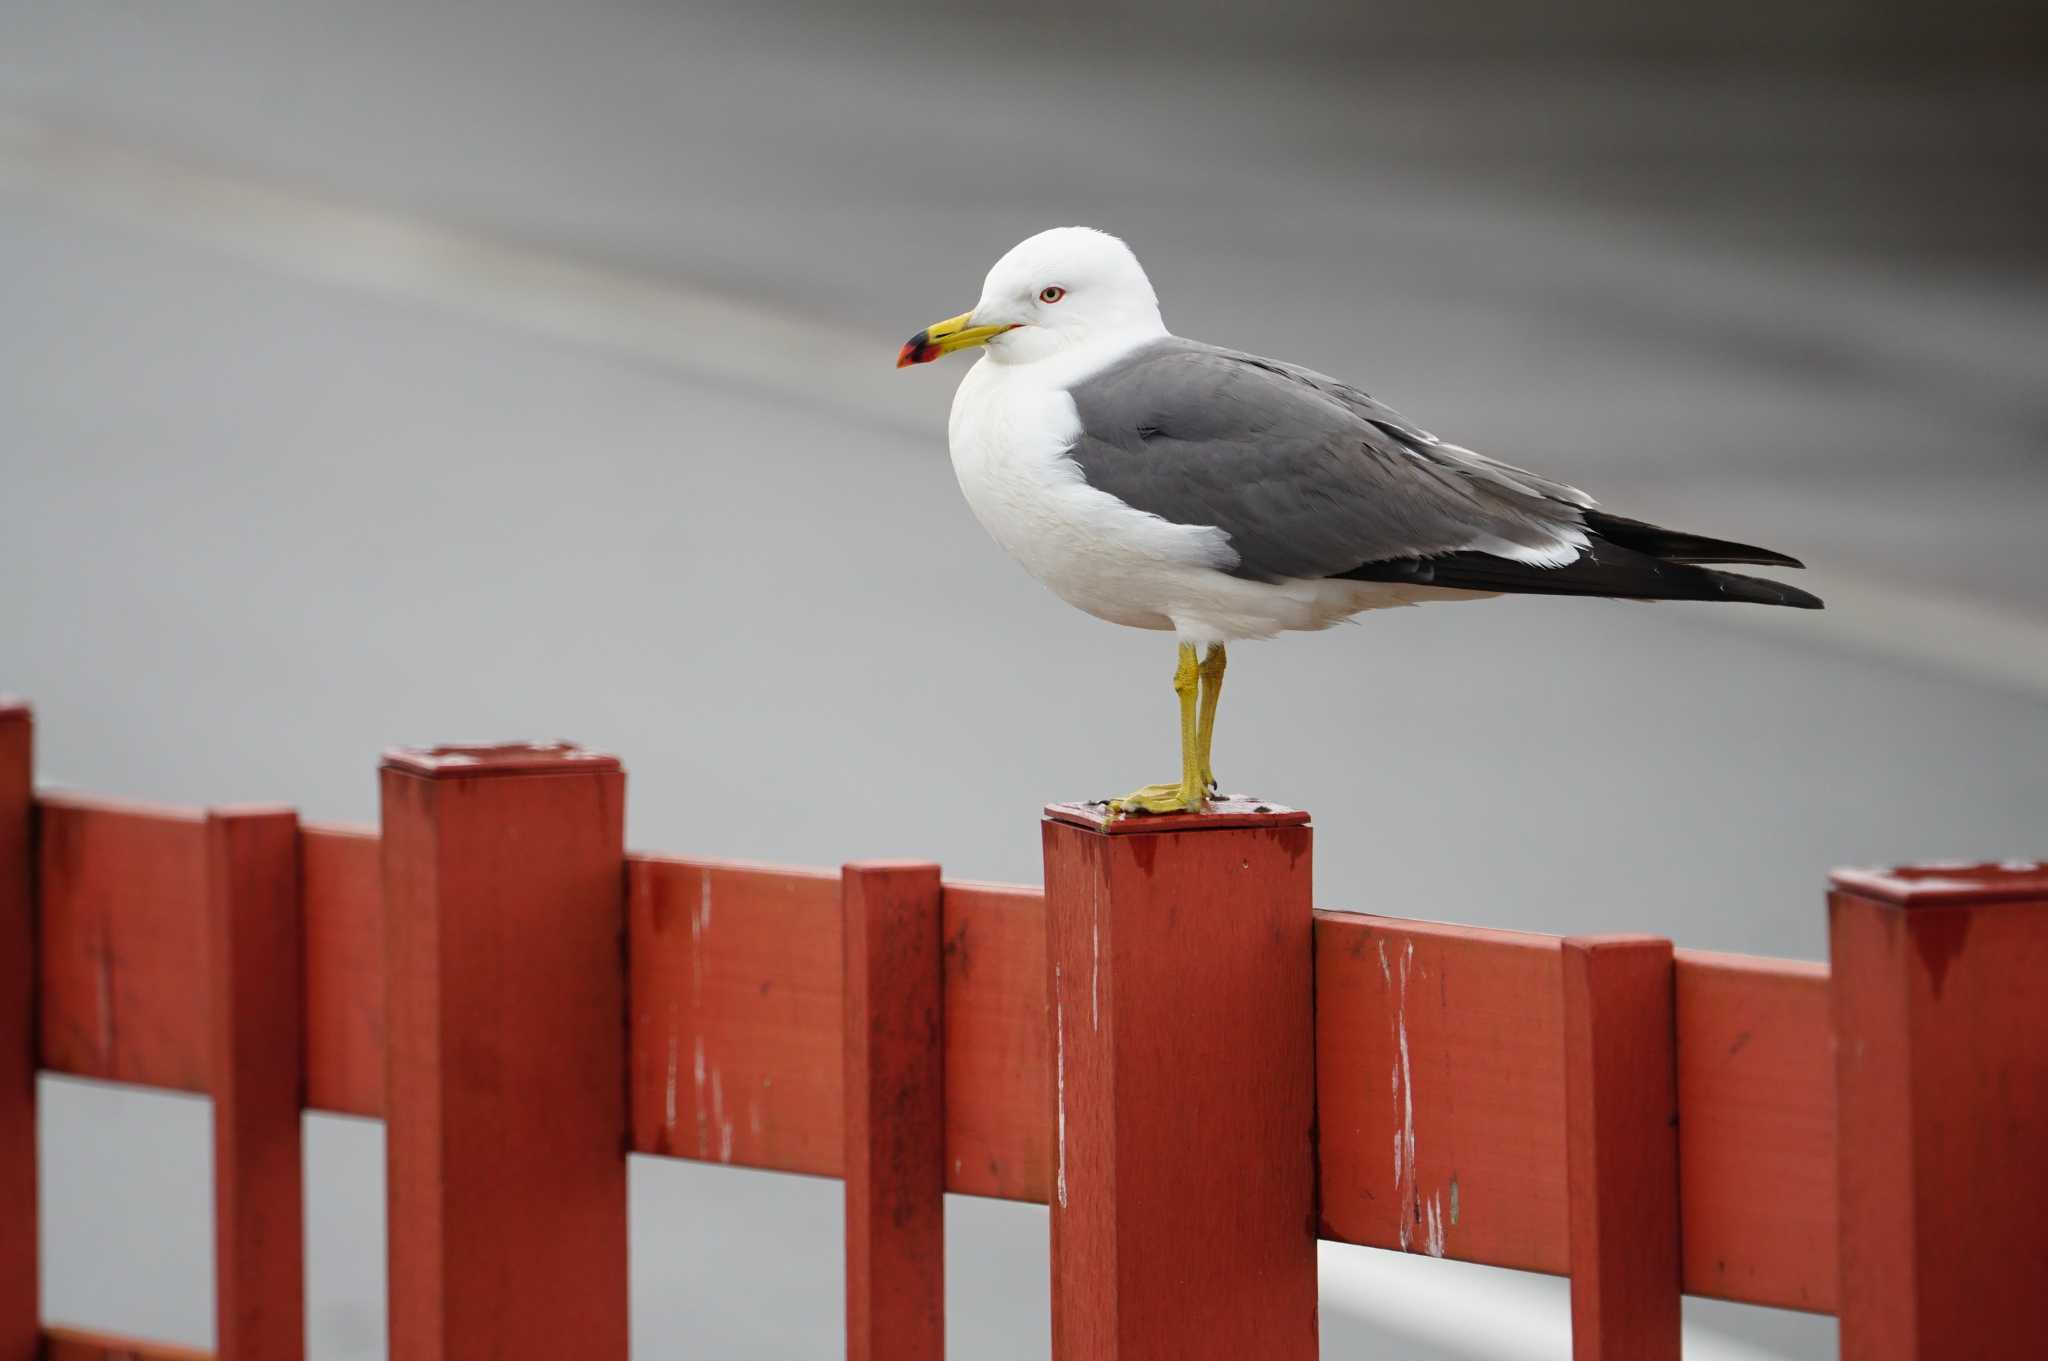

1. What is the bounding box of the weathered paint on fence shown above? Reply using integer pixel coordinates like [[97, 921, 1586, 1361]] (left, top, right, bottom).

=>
[[842, 861, 947, 1361], [207, 807, 305, 1361], [1315, 913, 1569, 1272], [1562, 936, 1681, 1360], [381, 743, 630, 1361], [1673, 948, 1835, 1311], [1043, 802, 1319, 1361], [1831, 863, 2048, 1360], [5, 698, 2042, 1360], [27, 799, 1853, 1310]]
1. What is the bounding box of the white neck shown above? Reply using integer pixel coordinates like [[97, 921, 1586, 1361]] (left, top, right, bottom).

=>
[[982, 320, 1170, 387]]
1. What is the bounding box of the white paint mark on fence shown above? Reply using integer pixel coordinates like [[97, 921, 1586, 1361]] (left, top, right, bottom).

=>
[[1055, 964, 1069, 1210], [1425, 1192, 1446, 1257], [1393, 938, 1420, 1251], [664, 1031, 679, 1135], [1399, 1014, 1415, 1180], [690, 867, 710, 999], [693, 1035, 709, 1158], [712, 1067, 734, 1163], [1090, 881, 1101, 1032]]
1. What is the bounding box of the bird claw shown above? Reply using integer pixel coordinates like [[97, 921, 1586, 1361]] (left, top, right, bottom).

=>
[[1109, 781, 1208, 816]]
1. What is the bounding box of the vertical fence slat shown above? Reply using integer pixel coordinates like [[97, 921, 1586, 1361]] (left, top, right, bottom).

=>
[[1671, 950, 1835, 1312], [1830, 864, 2048, 1360], [0, 702, 33, 1361], [208, 806, 305, 1361], [1042, 801, 1318, 1361], [381, 743, 629, 1361], [842, 861, 945, 1361], [1562, 935, 1680, 1361]]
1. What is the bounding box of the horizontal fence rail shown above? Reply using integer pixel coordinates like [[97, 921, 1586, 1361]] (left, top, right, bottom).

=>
[[1, 698, 2042, 1360], [25, 794, 1836, 1299]]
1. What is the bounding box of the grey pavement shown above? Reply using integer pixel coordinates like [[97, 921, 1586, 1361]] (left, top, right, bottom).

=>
[[5, 4, 2044, 1358]]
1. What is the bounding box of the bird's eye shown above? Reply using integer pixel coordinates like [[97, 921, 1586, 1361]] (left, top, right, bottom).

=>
[[1038, 286, 1066, 304]]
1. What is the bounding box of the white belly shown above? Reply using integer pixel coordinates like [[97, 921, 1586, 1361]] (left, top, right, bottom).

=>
[[946, 357, 1490, 644]]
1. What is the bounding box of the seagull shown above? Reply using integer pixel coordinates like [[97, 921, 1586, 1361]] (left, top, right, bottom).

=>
[[897, 226, 1821, 815]]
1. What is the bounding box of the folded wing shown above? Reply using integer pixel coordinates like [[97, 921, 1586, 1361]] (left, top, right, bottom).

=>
[[1063, 339, 1820, 609]]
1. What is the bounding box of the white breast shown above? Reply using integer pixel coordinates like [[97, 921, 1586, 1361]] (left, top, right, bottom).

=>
[[948, 355, 1234, 631]]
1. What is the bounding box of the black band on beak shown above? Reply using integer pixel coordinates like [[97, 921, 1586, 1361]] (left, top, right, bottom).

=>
[[897, 330, 941, 368]]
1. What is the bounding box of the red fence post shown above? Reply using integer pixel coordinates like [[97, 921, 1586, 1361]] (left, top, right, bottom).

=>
[[207, 806, 305, 1361], [842, 861, 946, 1361], [1041, 801, 1318, 1361], [381, 743, 629, 1361], [0, 701, 33, 1361], [1830, 862, 2048, 1360], [1561, 936, 1680, 1361]]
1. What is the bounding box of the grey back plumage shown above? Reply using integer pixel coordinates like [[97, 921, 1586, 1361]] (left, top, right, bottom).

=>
[[1065, 338, 1594, 584]]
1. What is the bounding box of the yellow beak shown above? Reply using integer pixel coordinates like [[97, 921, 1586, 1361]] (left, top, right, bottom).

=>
[[897, 311, 1016, 368]]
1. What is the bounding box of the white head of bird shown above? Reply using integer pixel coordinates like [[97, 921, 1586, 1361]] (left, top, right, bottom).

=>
[[896, 227, 1166, 370]]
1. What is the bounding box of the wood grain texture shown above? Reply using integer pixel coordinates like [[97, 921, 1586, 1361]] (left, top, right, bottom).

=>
[[41, 1326, 213, 1361], [627, 855, 842, 1172], [381, 746, 629, 1361], [38, 795, 210, 1092], [842, 862, 945, 1361], [0, 703, 33, 1361], [623, 860, 1053, 1201], [1673, 949, 1834, 1312], [207, 808, 304, 1361], [939, 881, 1048, 1202], [1830, 863, 2048, 1360], [1562, 936, 1679, 1361], [36, 810, 444, 1123], [24, 767, 1867, 1321], [1315, 911, 1569, 1272], [1043, 814, 1318, 1361], [301, 823, 382, 1118]]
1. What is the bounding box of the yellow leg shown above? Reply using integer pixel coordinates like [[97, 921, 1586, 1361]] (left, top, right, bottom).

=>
[[1110, 643, 1206, 815], [1196, 644, 1226, 793]]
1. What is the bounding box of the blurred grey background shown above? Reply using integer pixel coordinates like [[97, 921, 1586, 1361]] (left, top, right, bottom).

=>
[[4, 2, 2044, 1358]]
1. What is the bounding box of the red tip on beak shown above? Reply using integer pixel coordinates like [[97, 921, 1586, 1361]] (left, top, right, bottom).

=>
[[896, 333, 940, 369]]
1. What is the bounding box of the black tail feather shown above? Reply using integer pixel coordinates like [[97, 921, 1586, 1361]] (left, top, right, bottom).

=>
[[1580, 510, 1805, 568], [1336, 537, 1824, 609]]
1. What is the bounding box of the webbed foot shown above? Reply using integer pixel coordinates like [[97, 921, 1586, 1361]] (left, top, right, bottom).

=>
[[1109, 780, 1208, 815]]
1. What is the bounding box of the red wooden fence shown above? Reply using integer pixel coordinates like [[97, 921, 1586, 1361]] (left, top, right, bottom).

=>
[[1, 697, 2043, 1359]]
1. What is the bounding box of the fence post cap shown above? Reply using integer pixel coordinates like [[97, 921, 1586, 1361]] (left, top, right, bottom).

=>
[[1043, 796, 1309, 835], [0, 697, 28, 722], [381, 741, 620, 779], [1830, 860, 2048, 908]]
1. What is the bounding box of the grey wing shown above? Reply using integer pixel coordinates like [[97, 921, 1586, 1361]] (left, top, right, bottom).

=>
[[1065, 338, 1593, 584], [1248, 352, 1597, 512]]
